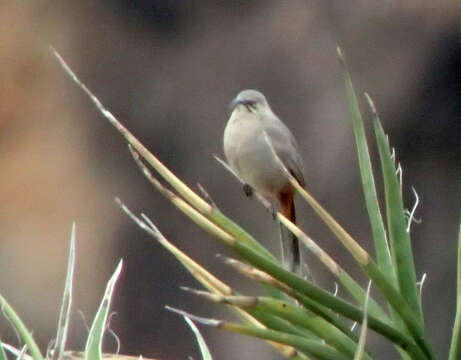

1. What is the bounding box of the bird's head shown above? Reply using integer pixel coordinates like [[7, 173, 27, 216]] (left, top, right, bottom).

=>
[[229, 89, 270, 113]]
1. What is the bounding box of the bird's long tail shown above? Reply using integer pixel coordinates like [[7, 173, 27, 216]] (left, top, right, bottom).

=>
[[278, 193, 301, 275]]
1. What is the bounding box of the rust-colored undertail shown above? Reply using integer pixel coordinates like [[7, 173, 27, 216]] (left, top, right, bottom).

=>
[[278, 192, 301, 274]]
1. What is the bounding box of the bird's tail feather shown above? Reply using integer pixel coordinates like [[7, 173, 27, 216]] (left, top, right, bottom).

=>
[[279, 193, 312, 280], [279, 193, 300, 273]]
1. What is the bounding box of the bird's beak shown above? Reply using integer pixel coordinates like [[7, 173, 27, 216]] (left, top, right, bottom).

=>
[[229, 97, 241, 110]]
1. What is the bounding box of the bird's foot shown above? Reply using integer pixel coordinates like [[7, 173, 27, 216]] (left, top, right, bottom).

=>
[[242, 184, 253, 197]]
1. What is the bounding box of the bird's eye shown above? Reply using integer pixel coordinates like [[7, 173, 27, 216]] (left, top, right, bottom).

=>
[[244, 101, 257, 112]]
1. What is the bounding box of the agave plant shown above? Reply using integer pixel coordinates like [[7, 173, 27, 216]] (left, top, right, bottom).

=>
[[50, 47, 460, 360], [1, 47, 459, 360]]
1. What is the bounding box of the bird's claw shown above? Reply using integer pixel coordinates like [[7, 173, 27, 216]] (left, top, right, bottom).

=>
[[243, 184, 253, 197]]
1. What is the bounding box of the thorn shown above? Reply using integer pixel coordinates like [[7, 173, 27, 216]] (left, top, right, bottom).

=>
[[140, 213, 158, 231], [115, 198, 150, 233], [17, 344, 28, 360], [350, 322, 357, 332], [180, 285, 194, 292], [106, 312, 121, 355], [417, 273, 427, 298], [406, 186, 421, 233], [165, 306, 222, 327], [395, 163, 403, 192], [180, 287, 222, 302], [364, 92, 377, 116], [333, 282, 339, 297], [390, 148, 396, 162]]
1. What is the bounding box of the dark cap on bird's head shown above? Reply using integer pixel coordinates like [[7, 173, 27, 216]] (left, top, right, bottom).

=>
[[229, 89, 269, 111]]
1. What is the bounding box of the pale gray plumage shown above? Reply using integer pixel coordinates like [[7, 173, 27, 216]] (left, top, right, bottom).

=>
[[224, 90, 305, 195], [223, 89, 307, 275]]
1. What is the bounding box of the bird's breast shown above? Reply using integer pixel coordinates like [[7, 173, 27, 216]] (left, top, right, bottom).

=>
[[223, 112, 290, 198]]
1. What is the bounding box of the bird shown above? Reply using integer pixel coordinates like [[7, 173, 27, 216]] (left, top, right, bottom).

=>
[[223, 89, 306, 275]]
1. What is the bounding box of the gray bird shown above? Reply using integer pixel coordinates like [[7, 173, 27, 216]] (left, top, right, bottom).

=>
[[223, 89, 306, 275]]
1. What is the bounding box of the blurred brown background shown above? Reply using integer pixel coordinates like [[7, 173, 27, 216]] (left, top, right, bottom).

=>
[[0, 1, 459, 359]]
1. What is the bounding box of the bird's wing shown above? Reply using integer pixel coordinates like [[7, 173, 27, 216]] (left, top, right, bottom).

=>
[[264, 118, 306, 188]]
